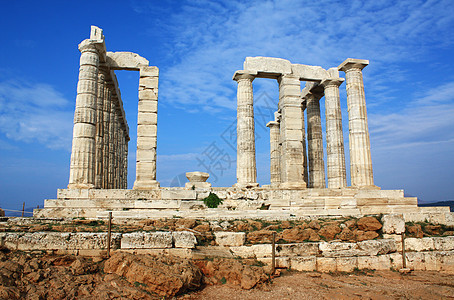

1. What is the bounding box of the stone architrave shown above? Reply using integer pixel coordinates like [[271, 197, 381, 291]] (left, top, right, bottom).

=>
[[305, 92, 325, 188], [266, 120, 280, 187], [94, 71, 105, 188], [133, 66, 160, 189], [68, 40, 101, 189], [233, 70, 258, 188], [278, 74, 306, 188], [338, 59, 374, 187], [321, 78, 347, 188]]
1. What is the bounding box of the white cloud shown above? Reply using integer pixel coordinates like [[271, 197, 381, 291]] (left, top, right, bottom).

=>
[[0, 80, 73, 150]]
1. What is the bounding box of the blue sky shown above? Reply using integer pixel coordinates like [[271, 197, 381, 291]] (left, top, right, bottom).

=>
[[1, 0, 453, 214]]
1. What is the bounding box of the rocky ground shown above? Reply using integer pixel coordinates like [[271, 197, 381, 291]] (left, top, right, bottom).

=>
[[1, 216, 453, 246], [1, 248, 453, 299]]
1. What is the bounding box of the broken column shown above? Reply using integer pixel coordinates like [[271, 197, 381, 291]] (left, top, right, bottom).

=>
[[339, 58, 374, 187], [266, 120, 280, 188], [278, 74, 306, 188], [321, 77, 347, 188], [133, 66, 160, 189], [233, 70, 258, 188], [305, 90, 326, 188], [68, 39, 102, 189]]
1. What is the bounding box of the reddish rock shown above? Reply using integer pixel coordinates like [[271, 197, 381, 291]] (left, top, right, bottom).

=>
[[357, 217, 382, 231], [247, 230, 275, 243], [337, 227, 355, 241], [247, 220, 264, 230], [425, 224, 442, 235], [354, 230, 379, 241], [193, 224, 211, 233], [407, 224, 423, 238], [308, 220, 321, 230], [280, 226, 308, 242], [176, 218, 197, 229], [104, 252, 202, 298], [281, 221, 292, 229], [319, 224, 341, 241], [344, 219, 357, 229]]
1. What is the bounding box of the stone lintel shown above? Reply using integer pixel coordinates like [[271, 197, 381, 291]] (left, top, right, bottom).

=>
[[232, 70, 257, 81], [338, 58, 369, 72], [291, 64, 330, 81], [106, 51, 149, 71], [266, 120, 279, 128], [243, 57, 292, 78], [321, 78, 345, 88]]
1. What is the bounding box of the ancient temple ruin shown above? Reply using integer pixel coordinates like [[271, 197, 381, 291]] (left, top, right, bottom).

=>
[[35, 26, 452, 223]]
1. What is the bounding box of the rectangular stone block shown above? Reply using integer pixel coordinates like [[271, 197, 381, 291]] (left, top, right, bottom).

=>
[[405, 252, 426, 270], [276, 243, 319, 257], [138, 100, 158, 113], [161, 190, 197, 200], [316, 257, 337, 272], [244, 57, 292, 76], [405, 237, 435, 252], [136, 148, 156, 162], [139, 89, 158, 100], [336, 257, 358, 272], [137, 125, 157, 137], [137, 112, 157, 125], [139, 77, 159, 88], [290, 256, 316, 271], [121, 232, 172, 249], [357, 239, 397, 256], [258, 257, 290, 268], [58, 189, 89, 199], [230, 246, 255, 258], [252, 244, 273, 258], [215, 232, 246, 247], [319, 241, 361, 257], [433, 236, 454, 251], [357, 255, 391, 270], [172, 231, 197, 248], [140, 66, 159, 77], [291, 64, 329, 81]]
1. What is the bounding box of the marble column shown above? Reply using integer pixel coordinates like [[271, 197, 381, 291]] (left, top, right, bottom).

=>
[[233, 70, 258, 188], [278, 74, 306, 188], [94, 71, 105, 188], [112, 109, 119, 189], [322, 78, 347, 188], [133, 66, 160, 189], [305, 93, 326, 188], [266, 120, 280, 188], [102, 85, 112, 189], [301, 100, 308, 186], [108, 98, 116, 189], [124, 135, 129, 189], [68, 41, 100, 189], [339, 58, 374, 187]]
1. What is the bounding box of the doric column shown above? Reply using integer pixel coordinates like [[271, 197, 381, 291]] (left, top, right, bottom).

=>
[[124, 135, 129, 188], [301, 101, 308, 186], [278, 74, 306, 188], [115, 121, 122, 189], [133, 66, 160, 189], [102, 84, 112, 189], [339, 58, 374, 187], [68, 41, 100, 189], [94, 71, 105, 188], [108, 97, 116, 189], [113, 110, 120, 189], [321, 78, 347, 188], [233, 70, 258, 188], [266, 120, 280, 188], [305, 93, 326, 188]]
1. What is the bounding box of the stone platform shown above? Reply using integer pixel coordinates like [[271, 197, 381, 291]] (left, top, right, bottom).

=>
[[34, 187, 453, 225]]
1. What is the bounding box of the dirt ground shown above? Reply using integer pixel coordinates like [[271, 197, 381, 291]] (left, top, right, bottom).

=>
[[181, 270, 454, 300]]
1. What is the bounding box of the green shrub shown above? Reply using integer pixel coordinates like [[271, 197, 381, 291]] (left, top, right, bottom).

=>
[[202, 192, 223, 208]]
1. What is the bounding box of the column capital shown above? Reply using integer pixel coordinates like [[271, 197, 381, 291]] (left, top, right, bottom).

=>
[[233, 70, 257, 81], [321, 77, 345, 88], [266, 120, 279, 128], [338, 58, 369, 72], [78, 39, 103, 53]]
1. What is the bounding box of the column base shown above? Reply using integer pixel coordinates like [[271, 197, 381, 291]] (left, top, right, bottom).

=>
[[279, 181, 307, 189], [133, 180, 160, 190], [67, 183, 95, 189], [233, 182, 259, 189]]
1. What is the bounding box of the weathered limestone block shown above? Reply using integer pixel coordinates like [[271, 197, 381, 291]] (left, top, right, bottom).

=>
[[357, 255, 391, 270], [161, 190, 197, 200], [424, 252, 442, 271], [230, 246, 255, 258], [405, 252, 426, 270], [439, 251, 454, 272], [405, 237, 435, 252], [121, 232, 172, 249], [185, 172, 211, 189], [139, 66, 159, 77], [336, 257, 358, 272], [215, 232, 245, 247], [291, 64, 330, 80], [257, 257, 290, 268], [357, 239, 396, 256], [106, 52, 149, 70], [319, 241, 360, 257], [276, 243, 319, 257], [316, 257, 337, 272], [433, 236, 454, 251], [382, 214, 405, 234], [251, 244, 273, 258], [172, 231, 197, 248], [244, 57, 292, 76], [290, 256, 316, 271]]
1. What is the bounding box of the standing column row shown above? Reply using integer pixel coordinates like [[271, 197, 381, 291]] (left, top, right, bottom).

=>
[[133, 66, 160, 189]]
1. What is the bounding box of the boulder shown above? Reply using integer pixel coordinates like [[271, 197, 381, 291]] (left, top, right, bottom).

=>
[[318, 224, 341, 241]]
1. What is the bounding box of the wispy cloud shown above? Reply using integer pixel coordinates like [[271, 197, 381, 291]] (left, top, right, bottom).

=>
[[0, 80, 73, 150], [132, 0, 454, 113]]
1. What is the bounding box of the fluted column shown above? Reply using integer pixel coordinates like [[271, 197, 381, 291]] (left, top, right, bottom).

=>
[[134, 66, 160, 189], [124, 136, 129, 188], [233, 70, 258, 188], [278, 74, 306, 188], [68, 41, 100, 189], [305, 93, 326, 188], [94, 71, 105, 188], [102, 85, 112, 189], [266, 121, 280, 187], [301, 101, 308, 186], [339, 58, 374, 187], [322, 78, 347, 188], [108, 98, 116, 189]]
